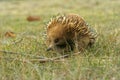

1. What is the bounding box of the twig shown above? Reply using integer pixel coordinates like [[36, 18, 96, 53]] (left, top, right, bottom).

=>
[[31, 52, 81, 63], [0, 50, 81, 63], [53, 52, 81, 60], [0, 50, 19, 54], [31, 58, 65, 63]]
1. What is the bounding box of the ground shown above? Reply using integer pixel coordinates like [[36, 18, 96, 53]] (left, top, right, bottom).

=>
[[0, 0, 120, 80]]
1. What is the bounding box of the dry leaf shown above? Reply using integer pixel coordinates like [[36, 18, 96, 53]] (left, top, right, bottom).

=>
[[5, 31, 16, 38], [27, 16, 40, 22]]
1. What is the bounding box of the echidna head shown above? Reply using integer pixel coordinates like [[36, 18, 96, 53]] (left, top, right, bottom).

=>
[[46, 37, 74, 53], [46, 24, 75, 53], [46, 37, 67, 52]]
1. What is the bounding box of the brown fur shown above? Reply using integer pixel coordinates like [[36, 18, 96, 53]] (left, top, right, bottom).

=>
[[46, 13, 97, 53]]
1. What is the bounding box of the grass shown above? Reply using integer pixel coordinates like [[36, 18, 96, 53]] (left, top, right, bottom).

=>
[[0, 0, 120, 80]]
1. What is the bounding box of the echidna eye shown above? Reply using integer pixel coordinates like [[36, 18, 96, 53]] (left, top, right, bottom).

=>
[[54, 38, 59, 43]]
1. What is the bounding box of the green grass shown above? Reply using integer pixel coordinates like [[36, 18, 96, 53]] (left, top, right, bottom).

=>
[[0, 0, 120, 80]]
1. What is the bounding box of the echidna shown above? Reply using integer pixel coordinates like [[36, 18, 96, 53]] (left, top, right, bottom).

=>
[[46, 13, 97, 53]]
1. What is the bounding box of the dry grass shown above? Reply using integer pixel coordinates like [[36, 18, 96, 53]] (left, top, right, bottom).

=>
[[0, 0, 120, 80]]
